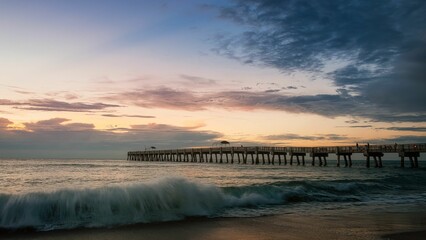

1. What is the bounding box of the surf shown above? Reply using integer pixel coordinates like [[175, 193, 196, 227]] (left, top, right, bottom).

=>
[[0, 175, 419, 231]]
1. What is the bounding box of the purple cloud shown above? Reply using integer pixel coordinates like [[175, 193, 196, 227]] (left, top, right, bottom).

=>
[[104, 87, 426, 123], [0, 118, 222, 159], [0, 98, 120, 112], [101, 114, 155, 119]]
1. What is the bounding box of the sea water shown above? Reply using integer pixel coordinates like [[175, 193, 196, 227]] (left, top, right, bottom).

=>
[[0, 158, 425, 231]]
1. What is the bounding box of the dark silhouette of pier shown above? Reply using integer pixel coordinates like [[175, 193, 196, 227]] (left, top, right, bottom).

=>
[[127, 143, 425, 168]]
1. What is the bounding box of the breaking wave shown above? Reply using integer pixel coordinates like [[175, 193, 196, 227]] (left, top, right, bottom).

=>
[[0, 177, 400, 231]]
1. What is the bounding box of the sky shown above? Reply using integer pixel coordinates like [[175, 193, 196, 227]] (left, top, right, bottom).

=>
[[0, 0, 425, 159]]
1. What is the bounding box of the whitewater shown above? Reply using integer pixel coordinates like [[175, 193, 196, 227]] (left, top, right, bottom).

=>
[[0, 158, 425, 231]]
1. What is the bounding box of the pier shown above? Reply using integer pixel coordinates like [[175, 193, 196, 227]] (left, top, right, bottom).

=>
[[128, 143, 425, 168]]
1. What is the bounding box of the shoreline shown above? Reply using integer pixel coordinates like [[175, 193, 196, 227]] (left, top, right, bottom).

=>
[[383, 231, 426, 240], [2, 208, 426, 240]]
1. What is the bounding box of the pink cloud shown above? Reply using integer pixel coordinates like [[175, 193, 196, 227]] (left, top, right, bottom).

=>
[[24, 118, 95, 132], [0, 117, 13, 129]]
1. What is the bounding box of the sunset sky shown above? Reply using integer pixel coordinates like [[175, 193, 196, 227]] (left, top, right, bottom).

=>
[[1, 0, 425, 158]]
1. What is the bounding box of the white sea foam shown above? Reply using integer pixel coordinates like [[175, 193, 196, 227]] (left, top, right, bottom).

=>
[[0, 176, 413, 231]]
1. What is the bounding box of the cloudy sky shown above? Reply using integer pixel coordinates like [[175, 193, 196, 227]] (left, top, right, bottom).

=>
[[1, 0, 425, 159]]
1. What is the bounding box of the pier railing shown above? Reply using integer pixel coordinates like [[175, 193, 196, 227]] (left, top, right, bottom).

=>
[[127, 143, 425, 168]]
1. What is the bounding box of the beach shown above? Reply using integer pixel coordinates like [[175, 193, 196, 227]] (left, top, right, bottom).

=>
[[2, 0, 426, 238], [3, 206, 426, 240], [1, 159, 426, 239]]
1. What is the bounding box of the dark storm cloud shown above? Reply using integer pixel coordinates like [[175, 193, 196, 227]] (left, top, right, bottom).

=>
[[328, 65, 383, 87], [0, 118, 222, 159], [215, 0, 426, 116], [217, 0, 403, 69], [0, 98, 120, 112]]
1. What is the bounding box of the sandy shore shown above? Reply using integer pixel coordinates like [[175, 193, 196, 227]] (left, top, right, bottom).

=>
[[2, 208, 426, 240]]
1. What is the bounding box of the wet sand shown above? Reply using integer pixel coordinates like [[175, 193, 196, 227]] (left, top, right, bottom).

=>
[[2, 209, 426, 240], [383, 231, 426, 240]]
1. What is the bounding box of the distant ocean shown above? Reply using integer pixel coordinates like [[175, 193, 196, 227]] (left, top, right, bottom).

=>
[[1, 158, 425, 232]]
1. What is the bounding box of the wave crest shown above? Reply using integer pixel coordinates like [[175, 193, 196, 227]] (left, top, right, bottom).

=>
[[0, 178, 225, 231], [0, 177, 379, 231]]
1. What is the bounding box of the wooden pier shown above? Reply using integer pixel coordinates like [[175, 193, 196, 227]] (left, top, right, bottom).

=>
[[127, 143, 425, 168]]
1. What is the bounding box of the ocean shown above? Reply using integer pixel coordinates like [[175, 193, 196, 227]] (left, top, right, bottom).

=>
[[1, 157, 425, 233]]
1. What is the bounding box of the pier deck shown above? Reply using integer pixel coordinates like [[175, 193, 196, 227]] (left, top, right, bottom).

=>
[[127, 143, 425, 168]]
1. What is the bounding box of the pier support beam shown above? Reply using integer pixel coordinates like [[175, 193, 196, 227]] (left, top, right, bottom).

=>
[[290, 153, 306, 166], [336, 152, 352, 167], [364, 152, 384, 168], [310, 153, 328, 167], [399, 152, 420, 168], [230, 149, 234, 164]]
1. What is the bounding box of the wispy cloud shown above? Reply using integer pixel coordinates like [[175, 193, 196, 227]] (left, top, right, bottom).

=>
[[382, 127, 426, 132], [104, 87, 206, 111], [346, 125, 373, 128], [367, 115, 426, 123], [282, 86, 298, 90], [0, 98, 120, 112], [264, 89, 280, 93], [345, 120, 360, 124], [14, 90, 35, 95], [45, 91, 79, 100], [377, 135, 426, 144], [179, 74, 218, 86]]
